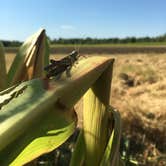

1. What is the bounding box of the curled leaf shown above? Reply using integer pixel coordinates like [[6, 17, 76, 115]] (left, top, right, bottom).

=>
[[7, 29, 49, 86]]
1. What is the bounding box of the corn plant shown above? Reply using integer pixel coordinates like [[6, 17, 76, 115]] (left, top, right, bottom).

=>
[[0, 29, 124, 166]]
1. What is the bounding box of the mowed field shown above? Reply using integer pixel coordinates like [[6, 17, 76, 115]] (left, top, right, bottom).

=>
[[5, 51, 166, 165]]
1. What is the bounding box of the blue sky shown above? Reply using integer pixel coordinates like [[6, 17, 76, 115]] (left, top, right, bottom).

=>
[[0, 0, 166, 40]]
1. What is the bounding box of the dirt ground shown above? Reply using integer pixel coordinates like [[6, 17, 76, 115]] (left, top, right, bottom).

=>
[[5, 52, 166, 165]]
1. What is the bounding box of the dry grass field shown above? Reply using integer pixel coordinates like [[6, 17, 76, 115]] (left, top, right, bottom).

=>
[[110, 53, 166, 165], [5, 52, 166, 165]]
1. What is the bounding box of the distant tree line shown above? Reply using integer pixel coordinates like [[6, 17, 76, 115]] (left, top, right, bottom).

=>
[[1, 34, 166, 47], [1, 40, 22, 47], [50, 34, 166, 44]]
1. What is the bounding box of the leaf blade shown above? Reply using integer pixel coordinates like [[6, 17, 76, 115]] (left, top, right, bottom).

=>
[[0, 107, 76, 166], [7, 29, 49, 86]]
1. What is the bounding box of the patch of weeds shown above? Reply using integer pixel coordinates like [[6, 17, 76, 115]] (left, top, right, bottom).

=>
[[142, 67, 158, 84], [121, 64, 138, 74], [121, 64, 158, 85]]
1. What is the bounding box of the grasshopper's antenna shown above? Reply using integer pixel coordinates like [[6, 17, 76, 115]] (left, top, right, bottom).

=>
[[77, 39, 81, 55], [74, 36, 84, 56], [74, 34, 87, 58], [74, 40, 80, 55]]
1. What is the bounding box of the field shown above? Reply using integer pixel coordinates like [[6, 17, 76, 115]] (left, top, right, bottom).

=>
[[5, 51, 166, 165], [5, 43, 166, 55], [110, 53, 166, 165]]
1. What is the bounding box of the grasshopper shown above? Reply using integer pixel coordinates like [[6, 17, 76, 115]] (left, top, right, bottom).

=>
[[44, 50, 80, 78]]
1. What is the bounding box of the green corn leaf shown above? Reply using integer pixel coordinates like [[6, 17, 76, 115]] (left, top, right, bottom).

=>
[[7, 29, 49, 86], [70, 130, 85, 166], [0, 78, 76, 165], [0, 42, 7, 91], [100, 107, 124, 166], [82, 59, 114, 166], [0, 79, 51, 151], [83, 88, 109, 166], [70, 57, 117, 166], [109, 108, 123, 166], [0, 106, 76, 166], [100, 129, 115, 166], [0, 55, 113, 165], [0, 56, 112, 151]]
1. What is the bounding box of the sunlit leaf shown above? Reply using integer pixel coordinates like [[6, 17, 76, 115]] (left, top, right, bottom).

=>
[[100, 107, 123, 166], [70, 130, 85, 166], [82, 59, 114, 166], [7, 29, 49, 86], [0, 106, 76, 166]]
